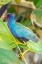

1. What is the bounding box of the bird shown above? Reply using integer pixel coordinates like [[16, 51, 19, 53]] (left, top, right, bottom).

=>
[[6, 13, 39, 43], [4, 13, 39, 60], [5, 13, 39, 43]]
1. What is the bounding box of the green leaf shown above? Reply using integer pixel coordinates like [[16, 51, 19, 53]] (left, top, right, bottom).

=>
[[18, 44, 28, 50], [26, 0, 39, 6], [18, 39, 42, 53], [0, 0, 11, 5], [0, 48, 24, 64], [27, 40, 42, 53], [26, 0, 42, 8], [31, 9, 42, 27], [35, 0, 42, 7], [7, 5, 16, 13]]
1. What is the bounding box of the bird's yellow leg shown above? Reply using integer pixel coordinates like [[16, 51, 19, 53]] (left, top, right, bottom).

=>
[[10, 41, 30, 61], [10, 40, 26, 46], [23, 41, 27, 45], [21, 46, 30, 56], [13, 41, 30, 61], [16, 41, 26, 45], [18, 46, 30, 61], [10, 41, 26, 45]]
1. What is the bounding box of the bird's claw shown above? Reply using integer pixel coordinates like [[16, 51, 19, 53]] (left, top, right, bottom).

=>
[[18, 46, 30, 61], [23, 41, 26, 45], [18, 53, 24, 61]]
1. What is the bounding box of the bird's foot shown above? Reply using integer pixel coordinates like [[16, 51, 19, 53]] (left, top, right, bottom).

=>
[[15, 41, 26, 45], [18, 46, 30, 61], [18, 53, 24, 61], [23, 41, 26, 45]]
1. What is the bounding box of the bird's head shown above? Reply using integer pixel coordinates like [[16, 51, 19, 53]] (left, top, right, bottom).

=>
[[7, 13, 14, 19], [4, 13, 14, 22]]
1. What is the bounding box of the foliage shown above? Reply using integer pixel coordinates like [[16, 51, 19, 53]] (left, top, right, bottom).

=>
[[0, 48, 24, 64], [31, 9, 42, 27], [26, 0, 42, 7], [0, 0, 11, 5], [0, 0, 42, 64], [0, 19, 16, 50], [7, 5, 16, 13]]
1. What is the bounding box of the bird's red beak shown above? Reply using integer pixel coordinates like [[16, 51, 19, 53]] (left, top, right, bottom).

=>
[[4, 14, 7, 19]]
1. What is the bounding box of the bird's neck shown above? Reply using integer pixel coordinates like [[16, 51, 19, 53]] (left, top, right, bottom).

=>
[[8, 18, 15, 27], [8, 18, 15, 23]]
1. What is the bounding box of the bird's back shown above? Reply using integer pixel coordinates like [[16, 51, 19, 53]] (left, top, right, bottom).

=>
[[9, 21, 38, 43]]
